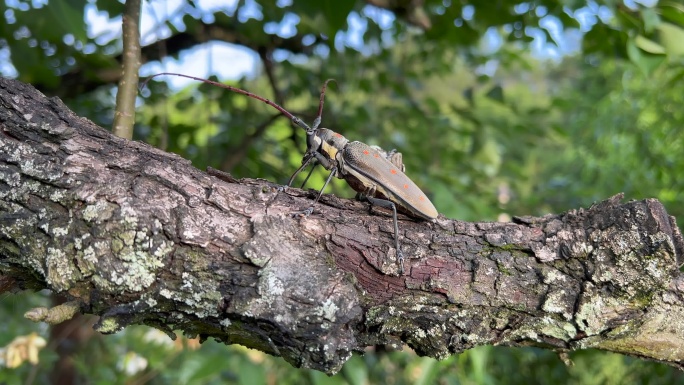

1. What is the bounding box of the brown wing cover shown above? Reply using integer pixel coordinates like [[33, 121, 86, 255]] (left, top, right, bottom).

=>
[[343, 141, 438, 220]]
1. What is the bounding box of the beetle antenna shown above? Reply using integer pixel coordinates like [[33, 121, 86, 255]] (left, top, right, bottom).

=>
[[140, 72, 312, 131], [312, 79, 337, 131]]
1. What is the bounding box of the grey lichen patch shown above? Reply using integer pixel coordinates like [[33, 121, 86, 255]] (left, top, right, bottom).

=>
[[532, 244, 557, 263], [584, 224, 675, 309], [220, 318, 232, 328], [120, 205, 140, 227], [87, 224, 172, 294], [111, 247, 166, 292], [586, 297, 684, 362], [367, 297, 457, 357], [371, 300, 455, 359], [532, 228, 593, 263], [159, 271, 222, 319], [51, 224, 69, 237], [0, 172, 21, 195], [457, 331, 490, 348], [239, 218, 306, 314], [261, 272, 285, 297], [49, 189, 68, 204], [18, 154, 64, 183], [542, 290, 571, 317], [540, 268, 576, 320], [74, 239, 103, 277], [567, 239, 593, 259], [45, 247, 82, 291], [483, 224, 529, 248], [82, 201, 118, 223], [511, 315, 578, 344], [366, 305, 408, 333], [231, 214, 360, 374], [242, 235, 274, 268], [508, 327, 542, 344], [93, 316, 124, 334], [574, 282, 626, 336], [542, 268, 570, 285], [0, 169, 44, 201], [539, 316, 577, 341], [0, 140, 27, 164], [316, 298, 339, 322], [117, 251, 163, 290]]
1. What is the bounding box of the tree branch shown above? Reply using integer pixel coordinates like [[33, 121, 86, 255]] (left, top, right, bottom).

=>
[[2, 77, 684, 374], [112, 0, 142, 139]]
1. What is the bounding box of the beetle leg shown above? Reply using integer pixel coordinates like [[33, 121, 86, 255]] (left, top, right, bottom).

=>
[[298, 163, 318, 189], [287, 153, 316, 187], [311, 151, 335, 170], [365, 195, 404, 275], [295, 165, 337, 217], [312, 166, 337, 205]]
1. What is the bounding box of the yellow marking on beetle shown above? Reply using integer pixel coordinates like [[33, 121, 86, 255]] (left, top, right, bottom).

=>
[[321, 142, 339, 158]]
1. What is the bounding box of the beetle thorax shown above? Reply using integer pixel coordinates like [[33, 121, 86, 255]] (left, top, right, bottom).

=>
[[316, 128, 348, 160]]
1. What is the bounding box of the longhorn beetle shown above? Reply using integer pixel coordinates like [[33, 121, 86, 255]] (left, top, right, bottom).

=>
[[141, 73, 439, 274]]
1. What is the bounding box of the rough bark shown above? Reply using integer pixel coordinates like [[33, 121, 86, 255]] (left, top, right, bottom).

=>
[[1, 77, 684, 374]]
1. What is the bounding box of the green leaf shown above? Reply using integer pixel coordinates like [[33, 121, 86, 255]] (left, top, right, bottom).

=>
[[293, 0, 356, 38], [558, 11, 581, 29], [660, 2, 684, 26], [95, 0, 125, 18], [463, 88, 475, 104], [486, 85, 505, 103], [340, 355, 368, 385], [667, 68, 684, 85], [627, 38, 666, 75], [634, 35, 665, 54], [615, 8, 641, 29], [48, 0, 88, 42], [658, 22, 684, 57], [413, 357, 439, 385], [309, 370, 345, 385], [640, 7, 660, 34]]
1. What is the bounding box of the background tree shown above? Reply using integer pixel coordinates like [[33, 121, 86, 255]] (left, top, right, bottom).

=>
[[1, 0, 683, 383]]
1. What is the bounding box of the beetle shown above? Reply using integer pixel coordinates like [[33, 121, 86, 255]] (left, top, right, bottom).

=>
[[142, 73, 438, 274]]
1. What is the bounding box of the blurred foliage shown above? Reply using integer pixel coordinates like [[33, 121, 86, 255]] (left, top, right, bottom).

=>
[[2, 0, 684, 383]]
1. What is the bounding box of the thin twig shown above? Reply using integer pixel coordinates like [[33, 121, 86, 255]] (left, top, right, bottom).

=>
[[259, 47, 285, 105], [112, 0, 142, 139], [145, 0, 169, 150]]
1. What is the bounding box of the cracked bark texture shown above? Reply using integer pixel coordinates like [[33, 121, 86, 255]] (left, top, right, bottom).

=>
[[1, 77, 684, 374]]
